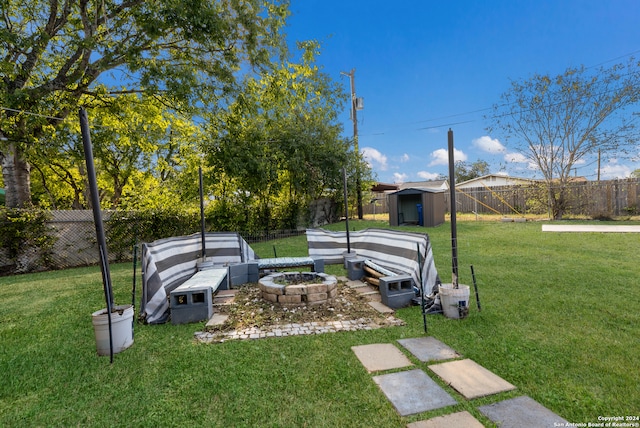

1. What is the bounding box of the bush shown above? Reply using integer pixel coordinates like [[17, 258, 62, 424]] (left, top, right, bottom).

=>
[[107, 208, 200, 258], [0, 208, 56, 274]]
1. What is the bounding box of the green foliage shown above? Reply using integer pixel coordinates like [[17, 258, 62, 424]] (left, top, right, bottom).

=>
[[1, 0, 289, 207], [454, 159, 490, 183], [0, 207, 55, 273], [107, 208, 200, 258], [205, 198, 252, 233], [203, 39, 358, 232]]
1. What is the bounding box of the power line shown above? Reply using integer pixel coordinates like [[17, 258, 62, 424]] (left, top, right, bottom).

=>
[[0, 106, 66, 121]]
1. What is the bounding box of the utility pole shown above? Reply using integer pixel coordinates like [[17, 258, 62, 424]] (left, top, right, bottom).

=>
[[341, 68, 363, 219]]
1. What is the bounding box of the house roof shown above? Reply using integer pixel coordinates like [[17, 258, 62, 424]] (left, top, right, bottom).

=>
[[390, 187, 445, 196], [371, 182, 399, 192], [398, 180, 448, 190], [456, 174, 538, 187]]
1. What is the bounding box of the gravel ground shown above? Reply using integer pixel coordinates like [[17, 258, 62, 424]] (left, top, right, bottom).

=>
[[205, 280, 404, 333]]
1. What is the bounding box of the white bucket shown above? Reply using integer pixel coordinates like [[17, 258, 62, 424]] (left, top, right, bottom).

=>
[[91, 305, 134, 356], [438, 283, 470, 319], [342, 251, 357, 269]]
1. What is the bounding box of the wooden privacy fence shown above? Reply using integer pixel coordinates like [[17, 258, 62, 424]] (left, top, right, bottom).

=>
[[447, 179, 640, 217], [368, 179, 639, 217]]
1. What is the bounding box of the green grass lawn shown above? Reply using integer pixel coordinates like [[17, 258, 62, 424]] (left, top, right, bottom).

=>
[[1, 220, 638, 427]]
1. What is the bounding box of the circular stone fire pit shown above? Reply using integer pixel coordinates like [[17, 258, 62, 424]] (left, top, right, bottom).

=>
[[259, 272, 338, 306]]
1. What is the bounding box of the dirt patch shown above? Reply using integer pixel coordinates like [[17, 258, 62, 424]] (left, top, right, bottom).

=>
[[206, 280, 404, 333]]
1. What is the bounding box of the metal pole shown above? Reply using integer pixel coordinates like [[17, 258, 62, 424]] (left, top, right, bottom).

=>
[[471, 264, 481, 311], [199, 167, 206, 259], [418, 243, 427, 333], [131, 244, 137, 339], [342, 167, 351, 254], [80, 107, 114, 362], [341, 69, 363, 219], [447, 129, 459, 288]]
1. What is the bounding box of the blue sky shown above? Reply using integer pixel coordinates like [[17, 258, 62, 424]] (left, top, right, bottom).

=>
[[285, 0, 640, 183]]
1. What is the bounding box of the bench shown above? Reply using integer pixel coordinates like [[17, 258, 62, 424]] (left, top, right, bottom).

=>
[[256, 256, 324, 273], [170, 267, 228, 324]]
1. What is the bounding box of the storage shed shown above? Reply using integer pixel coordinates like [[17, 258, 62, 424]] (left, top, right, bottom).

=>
[[388, 188, 445, 227]]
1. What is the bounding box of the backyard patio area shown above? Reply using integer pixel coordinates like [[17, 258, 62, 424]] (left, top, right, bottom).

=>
[[0, 219, 638, 427]]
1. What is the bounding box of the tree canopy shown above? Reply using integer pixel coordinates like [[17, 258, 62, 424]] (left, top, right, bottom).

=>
[[203, 41, 366, 231], [0, 2, 364, 232], [0, 0, 288, 207], [488, 59, 640, 219]]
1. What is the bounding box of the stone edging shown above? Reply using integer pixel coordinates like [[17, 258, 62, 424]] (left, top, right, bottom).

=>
[[195, 317, 405, 344]]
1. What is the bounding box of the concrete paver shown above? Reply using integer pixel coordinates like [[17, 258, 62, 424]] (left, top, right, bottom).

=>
[[368, 301, 393, 313], [542, 224, 640, 233], [373, 369, 457, 416], [428, 359, 516, 399], [205, 314, 229, 328], [351, 343, 413, 373], [406, 411, 484, 428], [478, 395, 569, 428], [397, 337, 460, 362], [354, 285, 379, 295]]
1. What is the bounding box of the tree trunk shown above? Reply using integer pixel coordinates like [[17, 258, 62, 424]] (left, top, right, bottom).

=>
[[1, 144, 32, 208]]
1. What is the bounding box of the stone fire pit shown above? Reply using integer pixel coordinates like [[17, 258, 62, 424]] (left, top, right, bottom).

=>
[[259, 272, 338, 306]]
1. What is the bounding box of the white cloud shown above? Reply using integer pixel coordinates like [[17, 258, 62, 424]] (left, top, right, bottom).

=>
[[600, 159, 632, 179], [504, 152, 539, 171], [472, 136, 505, 154], [393, 172, 408, 183], [400, 153, 410, 162], [361, 147, 388, 171], [428, 148, 467, 166], [504, 152, 529, 163], [417, 171, 440, 180]]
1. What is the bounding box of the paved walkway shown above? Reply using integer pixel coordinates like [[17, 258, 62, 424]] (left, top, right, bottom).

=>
[[195, 277, 570, 426], [353, 337, 569, 427]]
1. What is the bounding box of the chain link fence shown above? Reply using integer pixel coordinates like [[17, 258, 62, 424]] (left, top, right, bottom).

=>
[[1, 179, 637, 276], [0, 209, 310, 276]]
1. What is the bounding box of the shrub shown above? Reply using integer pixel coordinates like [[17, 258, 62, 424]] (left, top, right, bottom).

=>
[[0, 208, 56, 274]]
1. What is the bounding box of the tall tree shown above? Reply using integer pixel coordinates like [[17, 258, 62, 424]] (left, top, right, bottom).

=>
[[454, 159, 490, 183], [205, 40, 361, 230], [0, 0, 288, 207], [488, 59, 640, 219]]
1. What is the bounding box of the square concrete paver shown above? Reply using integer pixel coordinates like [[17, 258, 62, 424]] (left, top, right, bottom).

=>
[[205, 314, 229, 328], [407, 411, 484, 428], [398, 337, 460, 362], [368, 301, 394, 314], [351, 343, 413, 373], [373, 369, 457, 416], [354, 285, 379, 295], [478, 396, 569, 428], [428, 359, 516, 399]]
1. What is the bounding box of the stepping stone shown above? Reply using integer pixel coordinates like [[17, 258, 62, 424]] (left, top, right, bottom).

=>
[[478, 396, 569, 428], [346, 279, 367, 288], [355, 285, 379, 295], [428, 359, 516, 399], [365, 293, 382, 303], [351, 343, 413, 373], [407, 411, 484, 428], [373, 369, 457, 416], [368, 301, 394, 314], [398, 337, 460, 362], [205, 314, 229, 328], [213, 289, 238, 305]]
